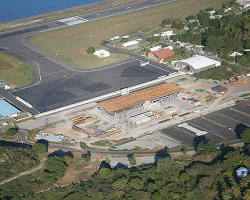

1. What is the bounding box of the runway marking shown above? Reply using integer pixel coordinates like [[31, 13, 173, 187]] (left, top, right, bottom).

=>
[[83, 0, 177, 24], [43, 56, 137, 72], [39, 0, 177, 33]]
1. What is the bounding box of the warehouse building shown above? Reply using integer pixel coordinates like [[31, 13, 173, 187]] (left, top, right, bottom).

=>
[[122, 40, 139, 49], [175, 55, 221, 73], [98, 83, 182, 115]]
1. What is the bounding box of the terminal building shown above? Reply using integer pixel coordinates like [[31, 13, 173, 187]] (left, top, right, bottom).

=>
[[98, 82, 182, 116], [175, 55, 221, 73]]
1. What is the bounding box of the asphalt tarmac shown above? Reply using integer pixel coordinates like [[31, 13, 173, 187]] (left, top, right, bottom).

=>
[[161, 103, 250, 146], [0, 0, 177, 114]]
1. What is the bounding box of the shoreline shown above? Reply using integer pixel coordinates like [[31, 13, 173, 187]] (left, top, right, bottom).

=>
[[0, 0, 140, 32]]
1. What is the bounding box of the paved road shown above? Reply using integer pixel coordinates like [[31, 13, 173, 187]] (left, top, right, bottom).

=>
[[0, 0, 177, 115]]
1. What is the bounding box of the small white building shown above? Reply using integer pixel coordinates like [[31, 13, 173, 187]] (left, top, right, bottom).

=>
[[150, 45, 162, 52], [161, 31, 175, 37], [164, 45, 174, 50], [175, 55, 221, 73], [207, 10, 216, 15], [229, 51, 243, 57], [122, 35, 130, 38], [94, 49, 111, 58], [122, 40, 139, 48], [224, 7, 232, 12], [110, 36, 120, 41]]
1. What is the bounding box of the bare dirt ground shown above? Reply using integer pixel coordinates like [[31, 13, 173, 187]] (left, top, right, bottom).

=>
[[43, 121, 86, 141]]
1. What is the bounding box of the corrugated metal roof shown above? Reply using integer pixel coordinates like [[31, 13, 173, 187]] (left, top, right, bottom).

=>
[[98, 83, 182, 113]]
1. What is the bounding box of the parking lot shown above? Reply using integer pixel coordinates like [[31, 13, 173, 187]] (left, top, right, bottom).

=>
[[161, 102, 250, 146]]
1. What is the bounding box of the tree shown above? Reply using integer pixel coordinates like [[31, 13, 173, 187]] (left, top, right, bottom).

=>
[[112, 178, 128, 191], [44, 156, 68, 179], [222, 151, 244, 171], [179, 172, 190, 183], [186, 15, 195, 21], [99, 168, 113, 180], [161, 18, 171, 26], [196, 140, 217, 154], [129, 178, 144, 190], [146, 36, 161, 43], [86, 47, 95, 54], [172, 19, 184, 30], [32, 142, 47, 154], [4, 127, 18, 137], [127, 153, 137, 167], [241, 128, 250, 143]]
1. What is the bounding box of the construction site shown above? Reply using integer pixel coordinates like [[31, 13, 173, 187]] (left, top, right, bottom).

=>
[[18, 71, 249, 152]]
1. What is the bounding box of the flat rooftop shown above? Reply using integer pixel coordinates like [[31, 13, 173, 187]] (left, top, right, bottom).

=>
[[98, 82, 182, 113], [0, 99, 21, 117], [178, 55, 221, 69]]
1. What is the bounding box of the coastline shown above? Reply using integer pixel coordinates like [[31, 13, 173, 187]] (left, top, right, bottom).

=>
[[0, 0, 140, 32]]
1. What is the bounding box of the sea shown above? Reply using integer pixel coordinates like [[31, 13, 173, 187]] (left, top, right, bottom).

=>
[[0, 0, 104, 23]]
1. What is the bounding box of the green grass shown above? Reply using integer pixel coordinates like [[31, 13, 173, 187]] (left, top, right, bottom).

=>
[[0, 52, 32, 88], [193, 62, 248, 80], [29, 0, 230, 69]]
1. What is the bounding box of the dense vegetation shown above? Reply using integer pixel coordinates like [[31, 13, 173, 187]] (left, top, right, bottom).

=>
[[0, 150, 73, 199], [0, 130, 249, 199], [0, 145, 39, 182], [193, 62, 247, 80], [170, 5, 250, 67], [20, 142, 249, 200]]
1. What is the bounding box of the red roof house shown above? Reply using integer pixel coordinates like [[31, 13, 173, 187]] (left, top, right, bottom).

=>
[[148, 48, 175, 62]]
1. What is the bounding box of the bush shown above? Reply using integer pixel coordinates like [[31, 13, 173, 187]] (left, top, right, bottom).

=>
[[196, 140, 217, 154], [86, 47, 95, 54], [4, 127, 18, 136], [241, 128, 250, 143], [44, 156, 68, 179], [32, 142, 47, 154], [172, 19, 184, 30], [146, 36, 160, 43], [161, 18, 171, 26], [127, 154, 136, 167]]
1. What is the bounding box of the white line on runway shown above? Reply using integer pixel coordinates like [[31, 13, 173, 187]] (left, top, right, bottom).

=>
[[2, 48, 42, 91], [43, 56, 137, 72], [134, 58, 173, 73], [39, 0, 176, 33]]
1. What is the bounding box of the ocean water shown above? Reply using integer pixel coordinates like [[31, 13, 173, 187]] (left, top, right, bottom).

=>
[[0, 0, 104, 23]]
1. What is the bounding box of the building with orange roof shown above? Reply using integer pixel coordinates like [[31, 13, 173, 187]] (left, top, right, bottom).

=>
[[98, 82, 182, 115], [148, 48, 175, 62]]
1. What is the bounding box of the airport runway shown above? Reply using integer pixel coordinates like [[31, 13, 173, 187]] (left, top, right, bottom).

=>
[[0, 0, 177, 114], [161, 102, 250, 146]]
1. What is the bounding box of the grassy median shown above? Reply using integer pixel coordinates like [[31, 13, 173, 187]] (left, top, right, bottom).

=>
[[29, 0, 230, 69], [0, 52, 32, 88]]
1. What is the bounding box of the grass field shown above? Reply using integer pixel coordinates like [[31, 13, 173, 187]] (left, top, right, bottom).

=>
[[0, 53, 32, 88], [30, 0, 230, 69]]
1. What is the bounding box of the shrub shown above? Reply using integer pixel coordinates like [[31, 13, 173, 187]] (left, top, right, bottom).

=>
[[86, 47, 95, 54], [4, 128, 18, 136]]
